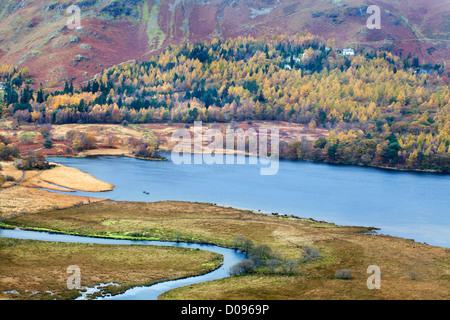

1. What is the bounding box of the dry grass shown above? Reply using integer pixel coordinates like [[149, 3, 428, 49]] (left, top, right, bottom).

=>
[[0, 162, 113, 193], [24, 164, 114, 192], [4, 200, 449, 300], [0, 237, 222, 300], [0, 186, 104, 218], [0, 164, 23, 188], [162, 235, 450, 300], [0, 163, 113, 218], [78, 148, 128, 157]]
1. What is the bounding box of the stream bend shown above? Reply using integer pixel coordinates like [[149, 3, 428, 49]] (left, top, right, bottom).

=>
[[0, 228, 248, 300]]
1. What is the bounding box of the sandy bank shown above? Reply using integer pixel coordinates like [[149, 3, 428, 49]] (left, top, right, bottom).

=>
[[0, 163, 113, 218]]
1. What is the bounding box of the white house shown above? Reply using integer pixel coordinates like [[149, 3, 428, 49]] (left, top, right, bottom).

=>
[[342, 48, 355, 56]]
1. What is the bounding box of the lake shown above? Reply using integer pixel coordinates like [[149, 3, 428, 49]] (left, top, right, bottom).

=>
[[47, 154, 450, 247]]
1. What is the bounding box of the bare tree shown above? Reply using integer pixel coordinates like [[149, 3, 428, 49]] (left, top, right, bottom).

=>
[[266, 259, 282, 273], [230, 259, 255, 275], [282, 260, 299, 274], [301, 246, 320, 263], [233, 236, 245, 250], [250, 244, 272, 265]]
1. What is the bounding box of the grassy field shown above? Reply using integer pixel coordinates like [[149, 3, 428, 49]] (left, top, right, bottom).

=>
[[2, 200, 449, 300], [0, 237, 222, 300]]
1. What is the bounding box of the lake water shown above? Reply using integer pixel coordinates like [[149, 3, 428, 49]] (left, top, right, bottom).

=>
[[47, 155, 450, 247]]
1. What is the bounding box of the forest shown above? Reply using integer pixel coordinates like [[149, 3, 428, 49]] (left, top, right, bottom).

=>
[[0, 34, 449, 171]]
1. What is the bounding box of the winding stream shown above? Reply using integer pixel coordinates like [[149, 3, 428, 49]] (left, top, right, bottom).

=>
[[0, 228, 248, 300]]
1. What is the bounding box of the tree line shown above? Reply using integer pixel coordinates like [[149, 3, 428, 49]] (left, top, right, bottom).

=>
[[1, 34, 448, 171]]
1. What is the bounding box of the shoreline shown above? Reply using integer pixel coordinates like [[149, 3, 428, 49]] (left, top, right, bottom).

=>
[[286, 158, 449, 175], [0, 119, 446, 174], [48, 150, 167, 162]]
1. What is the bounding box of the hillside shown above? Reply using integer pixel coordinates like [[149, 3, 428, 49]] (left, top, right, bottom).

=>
[[1, 34, 449, 172], [0, 0, 448, 88]]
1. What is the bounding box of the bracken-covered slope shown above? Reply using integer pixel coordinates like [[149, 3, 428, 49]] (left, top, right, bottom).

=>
[[0, 0, 448, 88]]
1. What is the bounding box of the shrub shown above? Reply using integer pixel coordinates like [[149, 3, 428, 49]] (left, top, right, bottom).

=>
[[128, 232, 144, 238], [43, 138, 53, 149], [39, 125, 52, 139], [5, 175, 15, 182], [121, 120, 129, 126], [314, 137, 327, 149], [16, 153, 51, 170], [129, 137, 161, 159], [233, 236, 254, 253], [18, 132, 35, 144], [233, 237, 302, 275], [281, 260, 299, 274], [334, 269, 352, 280], [230, 259, 255, 275], [41, 131, 50, 139], [409, 272, 419, 281], [70, 132, 97, 151], [104, 135, 120, 148], [0, 144, 19, 160], [0, 135, 19, 160], [66, 130, 81, 140], [266, 259, 282, 273], [250, 244, 273, 265], [301, 246, 320, 263], [0, 134, 11, 145]]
